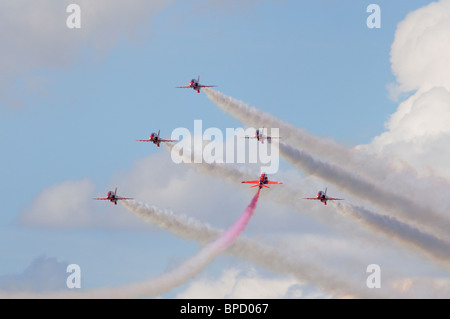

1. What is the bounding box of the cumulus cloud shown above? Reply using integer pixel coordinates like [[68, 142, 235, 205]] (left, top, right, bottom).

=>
[[390, 0, 450, 94], [367, 87, 450, 179], [361, 0, 450, 180]]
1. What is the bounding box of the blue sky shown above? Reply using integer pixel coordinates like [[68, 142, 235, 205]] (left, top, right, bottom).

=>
[[1, 0, 447, 298]]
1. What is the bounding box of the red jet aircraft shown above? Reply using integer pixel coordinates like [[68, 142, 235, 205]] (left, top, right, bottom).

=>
[[241, 173, 283, 189], [303, 188, 344, 205], [243, 128, 281, 144], [93, 188, 133, 205], [136, 130, 177, 147], [176, 76, 217, 93]]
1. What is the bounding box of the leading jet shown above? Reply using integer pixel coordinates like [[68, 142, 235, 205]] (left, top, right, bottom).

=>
[[176, 76, 217, 93], [241, 173, 283, 189], [93, 188, 133, 205]]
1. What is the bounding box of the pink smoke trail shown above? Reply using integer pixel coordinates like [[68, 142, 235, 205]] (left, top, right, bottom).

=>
[[0, 190, 261, 299], [215, 188, 261, 251]]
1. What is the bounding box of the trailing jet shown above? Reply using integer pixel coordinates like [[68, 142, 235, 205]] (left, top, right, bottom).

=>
[[241, 173, 283, 189], [93, 188, 133, 205], [243, 128, 281, 144], [136, 130, 177, 147], [303, 188, 343, 205], [176, 76, 217, 93]]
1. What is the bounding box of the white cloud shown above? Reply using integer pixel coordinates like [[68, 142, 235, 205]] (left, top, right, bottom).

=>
[[18, 176, 160, 229], [176, 266, 327, 299], [17, 151, 294, 232], [0, 0, 172, 110], [361, 0, 450, 180], [20, 178, 96, 228], [367, 87, 450, 179], [390, 0, 450, 94]]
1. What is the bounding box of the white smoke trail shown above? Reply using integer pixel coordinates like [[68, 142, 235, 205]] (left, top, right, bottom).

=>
[[3, 197, 448, 298], [335, 202, 450, 270], [0, 193, 260, 299], [198, 89, 450, 240], [202, 87, 449, 195], [165, 142, 450, 271], [203, 88, 450, 225], [202, 87, 392, 182], [278, 141, 450, 241], [202, 88, 350, 163], [123, 199, 450, 297], [121, 199, 380, 298]]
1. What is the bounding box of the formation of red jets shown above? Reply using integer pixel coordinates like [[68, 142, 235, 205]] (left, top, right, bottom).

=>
[[93, 77, 343, 205]]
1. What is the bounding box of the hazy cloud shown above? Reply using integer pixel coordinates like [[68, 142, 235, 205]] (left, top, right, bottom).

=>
[[0, 255, 70, 293], [0, 0, 172, 110], [19, 178, 97, 228]]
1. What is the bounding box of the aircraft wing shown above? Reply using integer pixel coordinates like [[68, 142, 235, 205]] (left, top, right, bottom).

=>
[[267, 181, 283, 185], [327, 198, 344, 201], [136, 139, 152, 142], [198, 85, 217, 88], [159, 139, 178, 143], [266, 137, 281, 139], [176, 86, 191, 88], [249, 184, 269, 188], [93, 198, 109, 200], [241, 180, 260, 184], [303, 198, 319, 200], [242, 136, 256, 139], [116, 197, 134, 201]]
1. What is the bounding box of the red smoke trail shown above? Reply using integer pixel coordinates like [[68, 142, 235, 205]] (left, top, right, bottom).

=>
[[215, 188, 261, 251]]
